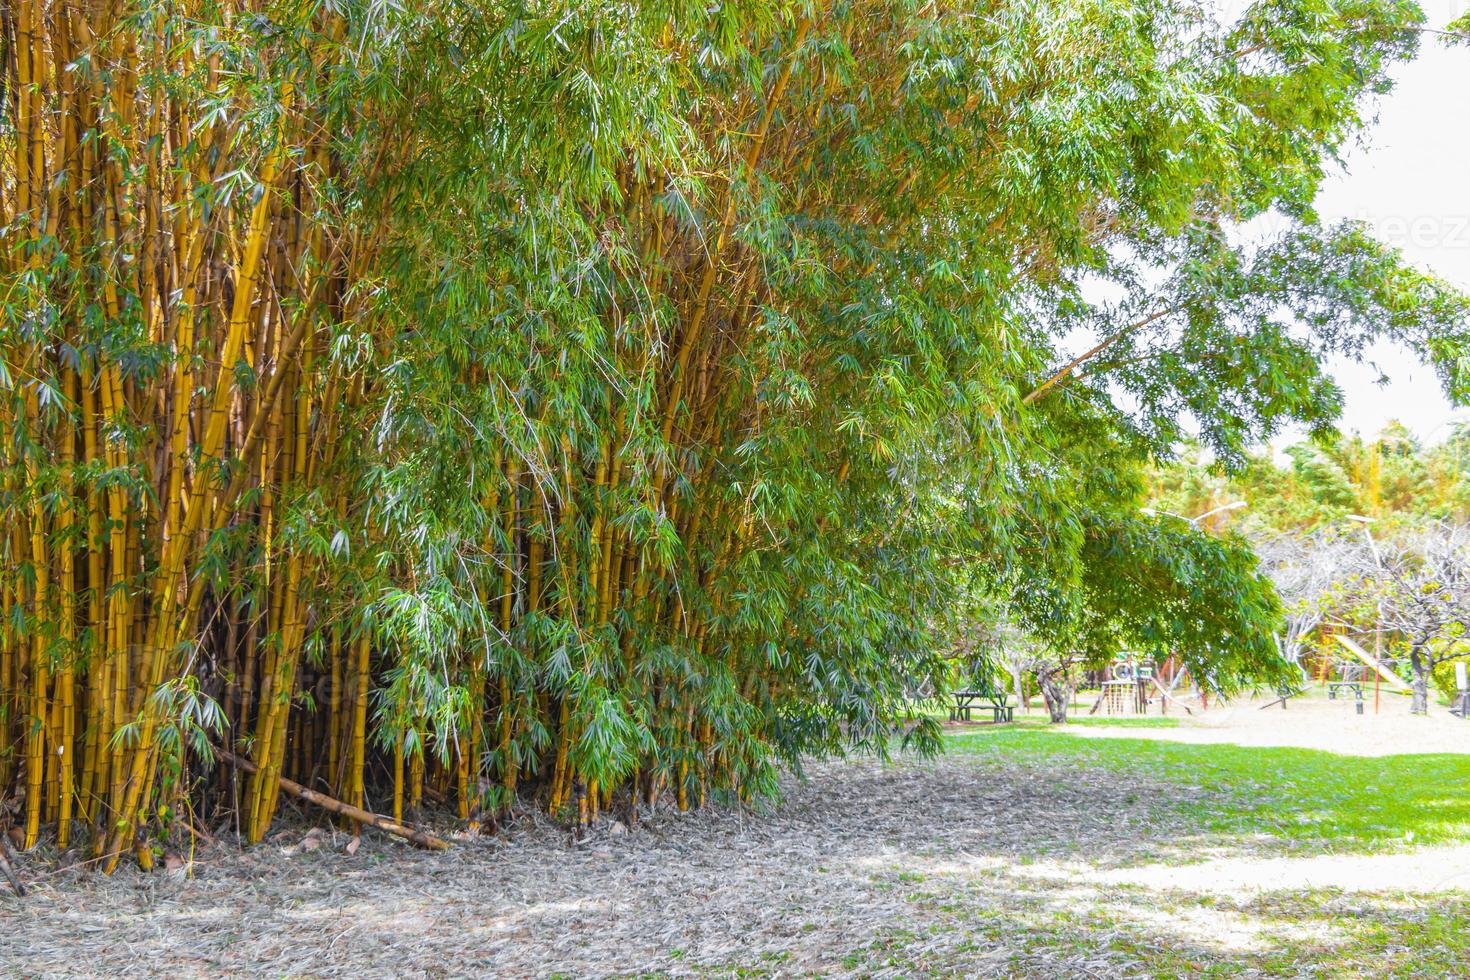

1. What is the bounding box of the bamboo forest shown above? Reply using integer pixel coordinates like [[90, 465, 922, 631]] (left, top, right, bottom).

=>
[[5, 0, 1470, 975]]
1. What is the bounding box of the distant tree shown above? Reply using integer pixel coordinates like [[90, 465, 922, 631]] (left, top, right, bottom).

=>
[[980, 618, 1042, 713], [1285, 444, 1360, 513], [1032, 655, 1085, 725], [1255, 531, 1358, 671], [985, 620, 1078, 723], [1352, 525, 1470, 713], [1153, 419, 1470, 538]]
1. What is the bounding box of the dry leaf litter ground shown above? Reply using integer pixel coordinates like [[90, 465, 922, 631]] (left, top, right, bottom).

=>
[[4, 693, 1468, 978]]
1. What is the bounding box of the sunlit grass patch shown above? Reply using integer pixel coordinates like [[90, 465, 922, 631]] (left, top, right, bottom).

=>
[[946, 727, 1470, 854], [1010, 714, 1183, 729]]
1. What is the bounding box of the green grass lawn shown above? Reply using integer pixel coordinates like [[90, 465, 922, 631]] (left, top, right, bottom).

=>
[[1010, 714, 1182, 729], [946, 726, 1470, 855]]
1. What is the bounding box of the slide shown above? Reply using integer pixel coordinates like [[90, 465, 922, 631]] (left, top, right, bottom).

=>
[[1334, 635, 1413, 694]]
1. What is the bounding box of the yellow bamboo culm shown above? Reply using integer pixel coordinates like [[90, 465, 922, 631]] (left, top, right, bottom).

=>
[[0, 3, 842, 866], [102, 101, 296, 871]]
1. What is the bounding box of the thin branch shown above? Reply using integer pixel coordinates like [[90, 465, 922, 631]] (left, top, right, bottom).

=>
[[1022, 305, 1180, 405]]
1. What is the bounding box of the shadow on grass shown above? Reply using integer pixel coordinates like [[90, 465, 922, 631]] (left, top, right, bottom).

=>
[[859, 879, 1470, 978], [777, 740, 1470, 978], [946, 727, 1470, 854]]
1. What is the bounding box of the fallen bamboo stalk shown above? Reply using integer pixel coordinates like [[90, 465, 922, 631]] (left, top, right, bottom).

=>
[[218, 749, 449, 851]]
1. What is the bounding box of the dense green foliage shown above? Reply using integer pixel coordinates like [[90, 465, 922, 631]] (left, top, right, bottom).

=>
[[1149, 423, 1470, 533], [4, 0, 1468, 860]]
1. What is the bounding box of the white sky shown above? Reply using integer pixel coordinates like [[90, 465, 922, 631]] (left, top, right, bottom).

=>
[[1295, 13, 1470, 446]]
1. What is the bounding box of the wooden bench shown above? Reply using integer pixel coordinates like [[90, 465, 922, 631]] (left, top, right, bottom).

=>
[[950, 690, 1014, 723]]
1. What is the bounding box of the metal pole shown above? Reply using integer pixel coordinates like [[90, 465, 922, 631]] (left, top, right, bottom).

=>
[[1373, 542, 1382, 715], [1373, 527, 1380, 712], [1350, 516, 1382, 715]]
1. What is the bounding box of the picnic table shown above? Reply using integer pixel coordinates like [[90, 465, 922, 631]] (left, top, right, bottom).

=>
[[1328, 681, 1366, 715], [950, 689, 1014, 723]]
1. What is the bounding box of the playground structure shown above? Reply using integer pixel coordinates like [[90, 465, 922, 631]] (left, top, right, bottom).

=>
[[1332, 636, 1412, 694], [1078, 637, 1448, 718], [1088, 655, 1208, 716], [968, 633, 1467, 721], [1295, 633, 1412, 715], [1291, 632, 1470, 718]]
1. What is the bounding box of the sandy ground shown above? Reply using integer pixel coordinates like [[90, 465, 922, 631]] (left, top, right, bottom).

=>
[[1056, 690, 1470, 756], [3, 698, 1467, 978]]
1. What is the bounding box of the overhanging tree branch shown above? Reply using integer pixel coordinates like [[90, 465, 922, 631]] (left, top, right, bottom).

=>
[[1022, 305, 1180, 405]]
